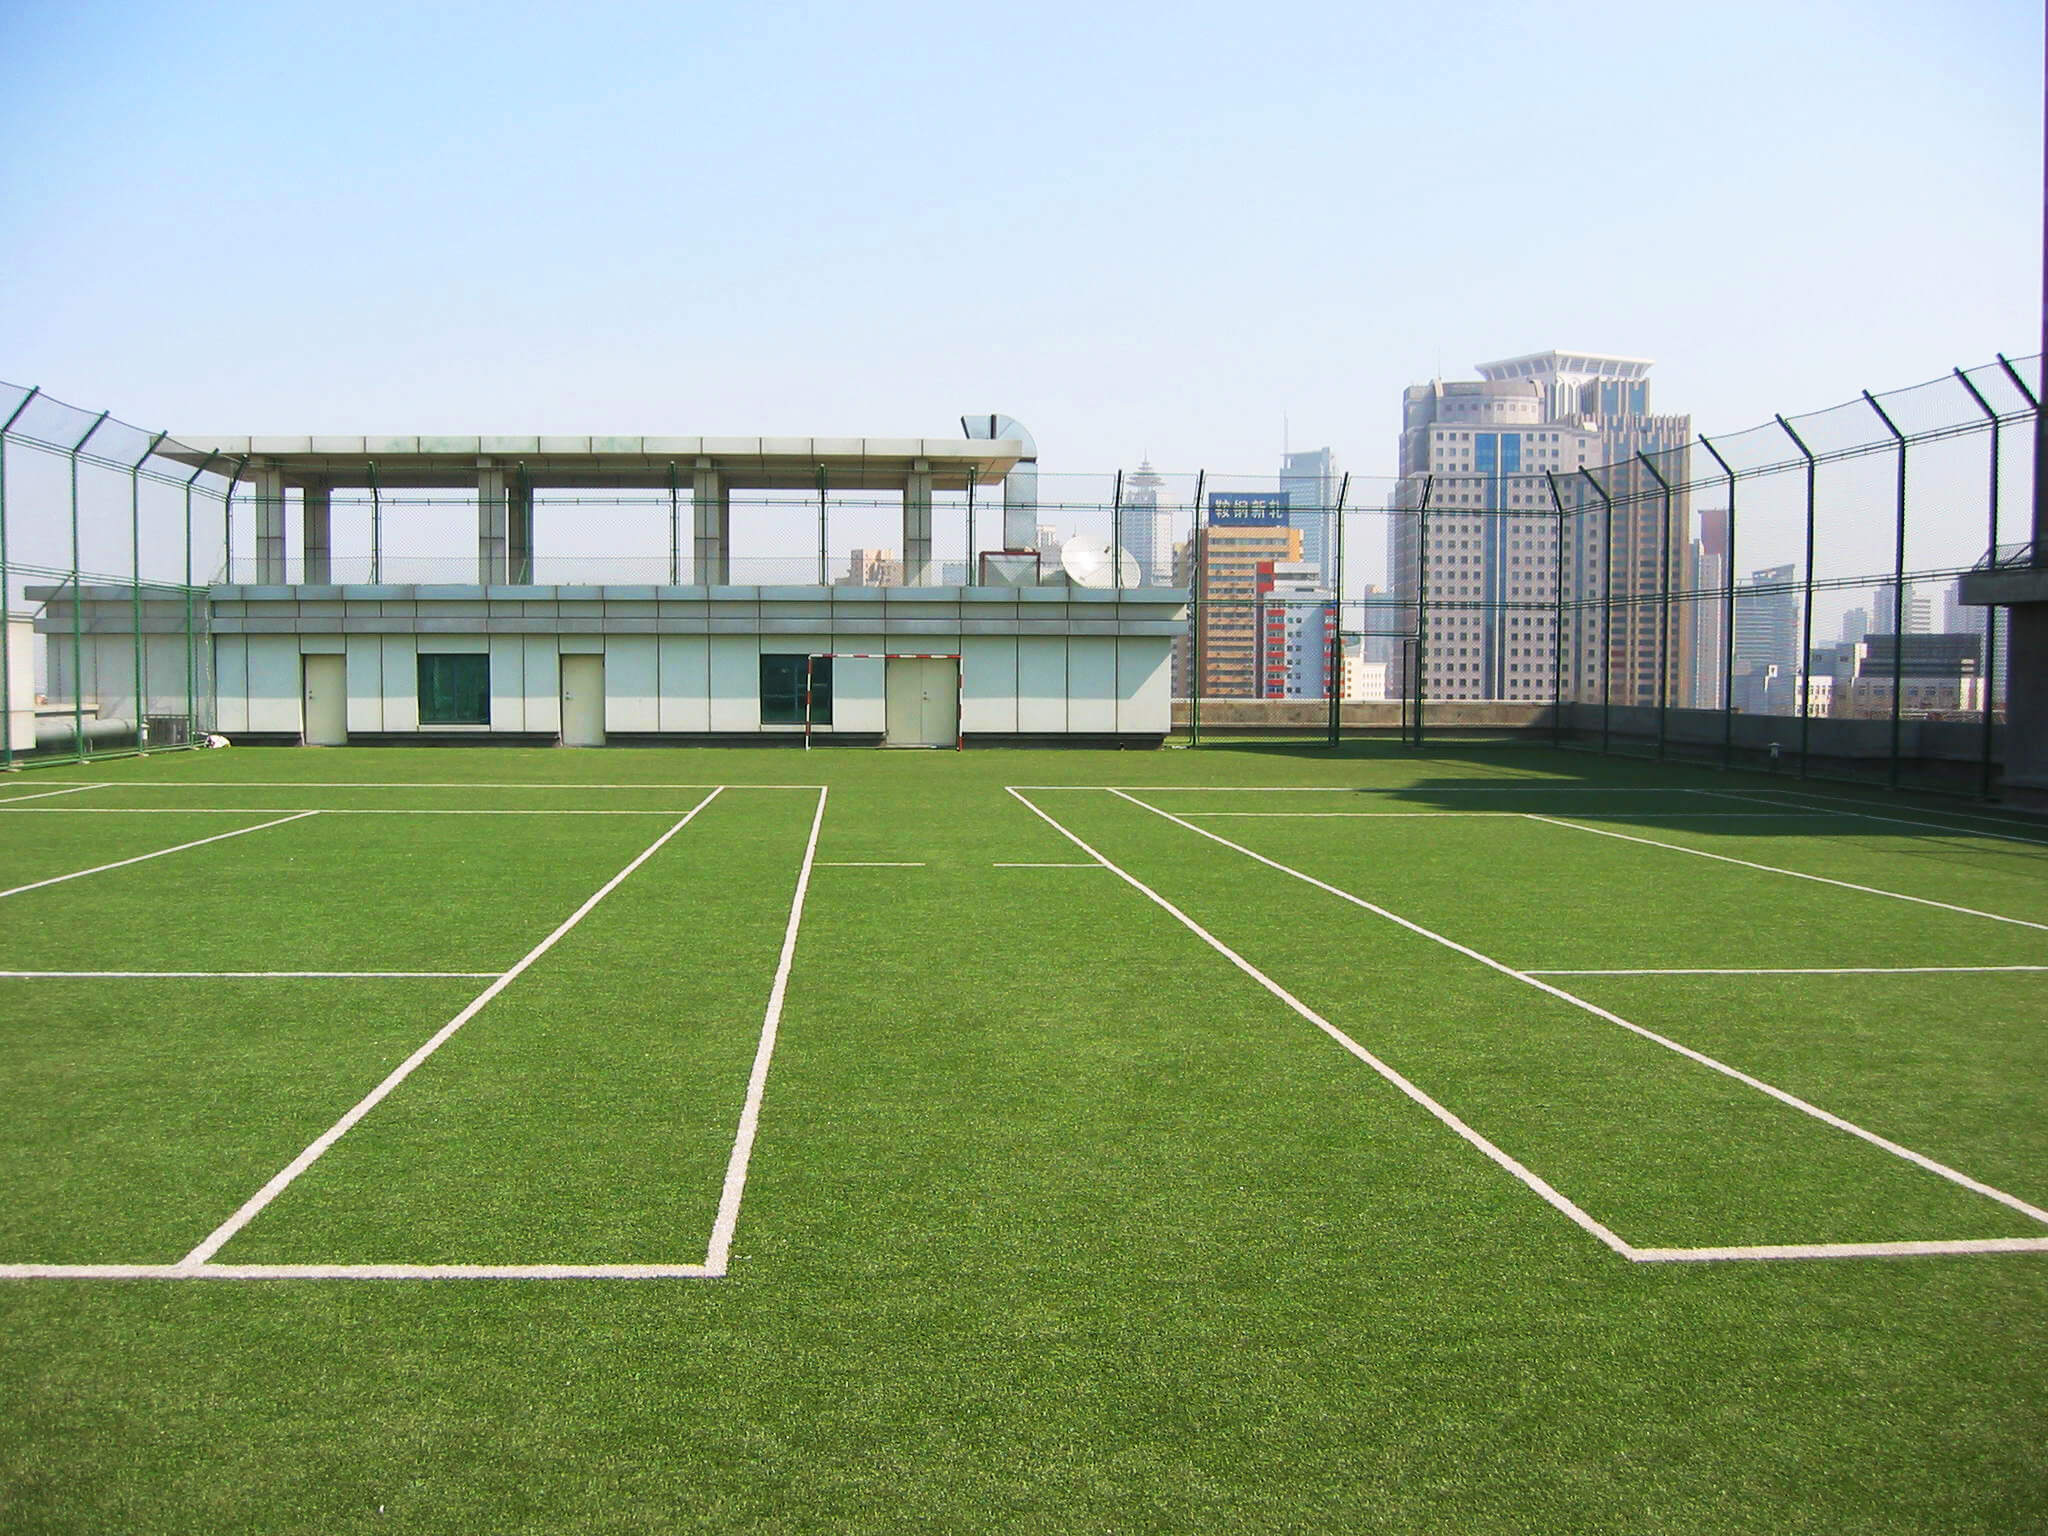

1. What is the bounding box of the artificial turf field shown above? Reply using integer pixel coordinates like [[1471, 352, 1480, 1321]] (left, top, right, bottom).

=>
[[0, 741, 2043, 1533]]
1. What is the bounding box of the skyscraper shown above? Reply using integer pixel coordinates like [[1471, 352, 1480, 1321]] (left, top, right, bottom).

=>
[[1173, 508, 1302, 699], [1388, 352, 1690, 704], [1120, 460, 1175, 585], [1687, 508, 1729, 708], [1280, 447, 1337, 585], [1874, 582, 1934, 635]]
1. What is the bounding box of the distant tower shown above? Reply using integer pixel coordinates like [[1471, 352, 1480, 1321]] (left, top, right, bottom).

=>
[[1281, 447, 1337, 584], [1123, 459, 1174, 584]]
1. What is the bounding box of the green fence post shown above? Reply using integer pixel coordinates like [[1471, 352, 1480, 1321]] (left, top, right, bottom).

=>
[[1327, 471, 1349, 747], [1773, 415, 1817, 778], [1698, 434, 1737, 768], [1863, 390, 1909, 789], [1545, 470, 1567, 746], [183, 452, 218, 744], [0, 386, 40, 769], [1954, 365, 2004, 798], [1414, 475, 1433, 748], [68, 410, 111, 762], [133, 430, 167, 753], [1189, 470, 1205, 746], [1636, 451, 1674, 761], [1577, 467, 1612, 756]]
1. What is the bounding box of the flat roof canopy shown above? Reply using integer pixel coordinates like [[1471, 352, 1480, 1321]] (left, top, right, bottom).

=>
[[159, 435, 1026, 492]]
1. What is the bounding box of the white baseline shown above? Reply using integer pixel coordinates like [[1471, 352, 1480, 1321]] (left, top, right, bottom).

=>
[[0, 811, 319, 901]]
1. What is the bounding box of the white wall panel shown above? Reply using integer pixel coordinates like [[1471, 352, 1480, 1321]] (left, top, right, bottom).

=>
[[247, 636, 303, 734], [708, 635, 759, 731], [657, 636, 710, 732], [959, 635, 1017, 733], [605, 636, 660, 732], [1015, 636, 1066, 733], [1117, 636, 1172, 733], [380, 636, 418, 733], [1066, 637, 1117, 733], [213, 637, 248, 734], [828, 643, 886, 733], [346, 637, 383, 733], [523, 638, 560, 734], [489, 636, 526, 732]]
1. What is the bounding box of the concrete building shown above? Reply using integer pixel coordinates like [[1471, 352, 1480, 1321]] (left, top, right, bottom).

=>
[[1733, 565, 1800, 705], [36, 425, 1186, 747], [1173, 511, 1302, 699], [1252, 560, 1336, 699], [1825, 633, 1986, 718], [1388, 351, 1689, 704], [1280, 447, 1337, 584], [1687, 508, 1729, 709], [844, 548, 902, 587], [1341, 644, 1389, 702], [1839, 606, 1869, 644], [1874, 582, 1934, 635], [1121, 460, 1176, 586]]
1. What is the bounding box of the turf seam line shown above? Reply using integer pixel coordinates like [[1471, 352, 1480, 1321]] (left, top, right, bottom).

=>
[[176, 787, 727, 1269], [0, 810, 320, 901], [1525, 814, 2048, 932], [1110, 791, 2048, 1241], [1004, 787, 1638, 1260], [1690, 788, 2048, 848], [703, 785, 828, 1278]]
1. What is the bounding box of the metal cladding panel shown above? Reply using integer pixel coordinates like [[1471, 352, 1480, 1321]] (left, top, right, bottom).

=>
[[1015, 635, 1066, 733], [247, 636, 302, 734], [828, 648, 886, 733], [1117, 636, 1171, 733], [1066, 637, 1118, 733], [604, 636, 660, 732], [524, 637, 561, 733], [381, 636, 418, 732], [346, 637, 384, 732], [708, 635, 759, 731], [657, 636, 711, 732], [489, 636, 527, 732], [212, 636, 249, 733], [960, 635, 1018, 733]]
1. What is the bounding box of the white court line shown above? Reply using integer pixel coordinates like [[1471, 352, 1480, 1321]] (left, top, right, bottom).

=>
[[0, 807, 683, 816], [703, 786, 828, 1277], [9, 780, 821, 791], [0, 811, 319, 901], [0, 970, 500, 980], [1527, 966, 2048, 977], [815, 861, 923, 867], [0, 1263, 716, 1280], [1004, 787, 1636, 1260], [1178, 810, 1818, 819], [1007, 785, 1705, 793], [993, 862, 1106, 868], [1526, 814, 2048, 933], [1693, 788, 2048, 849], [1107, 789, 2048, 1247], [1632, 1237, 2048, 1263], [178, 788, 726, 1269], [0, 782, 105, 804]]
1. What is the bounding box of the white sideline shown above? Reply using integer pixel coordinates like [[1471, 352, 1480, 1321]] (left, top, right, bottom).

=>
[[1525, 814, 2048, 933], [0, 807, 688, 816], [1692, 787, 2048, 848], [993, 862, 1106, 868], [815, 860, 922, 867], [0, 811, 319, 901], [1631, 1237, 2048, 1263], [703, 786, 828, 1277], [1007, 784, 1704, 793], [1108, 789, 2048, 1243], [0, 782, 105, 804], [0, 1262, 718, 1280], [0, 970, 500, 980], [1004, 787, 1636, 1259], [1179, 810, 1817, 819], [9, 780, 821, 790], [1527, 966, 2048, 977], [178, 788, 726, 1268]]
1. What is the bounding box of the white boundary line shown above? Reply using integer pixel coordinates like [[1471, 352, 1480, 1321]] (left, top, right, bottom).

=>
[[0, 1262, 718, 1280], [1630, 1237, 2048, 1263], [993, 862, 1106, 868], [703, 786, 828, 1276], [0, 807, 691, 816], [0, 970, 501, 980], [1527, 966, 2048, 977], [0, 811, 320, 901], [815, 860, 922, 867], [1525, 814, 2048, 933], [0, 782, 105, 804], [7, 780, 822, 791], [1003, 787, 1637, 1259], [1102, 789, 2048, 1258], [177, 788, 726, 1268], [1693, 787, 2048, 848], [1007, 785, 1708, 793], [1178, 810, 1818, 820]]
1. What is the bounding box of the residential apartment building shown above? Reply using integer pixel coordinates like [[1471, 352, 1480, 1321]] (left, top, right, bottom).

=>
[[1173, 515, 1303, 698], [1252, 560, 1336, 699]]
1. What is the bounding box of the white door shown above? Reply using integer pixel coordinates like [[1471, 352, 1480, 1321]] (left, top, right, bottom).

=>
[[560, 653, 605, 746], [302, 653, 346, 745], [884, 657, 958, 747]]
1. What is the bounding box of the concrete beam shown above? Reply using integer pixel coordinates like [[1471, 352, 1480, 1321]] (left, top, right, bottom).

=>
[[302, 481, 331, 584], [477, 466, 509, 585], [693, 461, 729, 584], [903, 460, 933, 586], [251, 467, 287, 584]]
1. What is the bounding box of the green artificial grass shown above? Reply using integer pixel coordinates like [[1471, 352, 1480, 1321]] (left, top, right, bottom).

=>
[[0, 742, 2043, 1533]]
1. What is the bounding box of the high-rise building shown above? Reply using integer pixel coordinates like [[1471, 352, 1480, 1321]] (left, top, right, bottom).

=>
[[1280, 447, 1337, 585], [1252, 560, 1336, 699], [1733, 565, 1800, 705], [1121, 460, 1175, 585], [1687, 508, 1729, 708], [1388, 351, 1690, 704], [1874, 582, 1934, 635], [1173, 509, 1303, 698], [1942, 579, 2007, 704], [844, 548, 902, 586], [1839, 606, 1870, 644]]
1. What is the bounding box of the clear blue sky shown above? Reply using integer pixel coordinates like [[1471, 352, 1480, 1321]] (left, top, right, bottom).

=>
[[1, 0, 2040, 481]]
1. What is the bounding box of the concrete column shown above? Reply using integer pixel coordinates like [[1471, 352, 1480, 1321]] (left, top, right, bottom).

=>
[[2002, 604, 2048, 807], [693, 460, 729, 584], [508, 477, 533, 583], [251, 467, 287, 584], [477, 464, 509, 585], [904, 460, 933, 586], [302, 481, 331, 584]]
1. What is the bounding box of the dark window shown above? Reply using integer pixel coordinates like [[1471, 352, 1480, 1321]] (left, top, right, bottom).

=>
[[417, 653, 490, 725], [760, 654, 832, 725]]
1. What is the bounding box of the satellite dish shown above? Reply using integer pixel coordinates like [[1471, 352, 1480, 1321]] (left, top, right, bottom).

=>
[[1060, 535, 1141, 590]]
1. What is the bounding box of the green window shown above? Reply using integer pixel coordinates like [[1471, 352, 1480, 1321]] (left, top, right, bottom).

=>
[[760, 654, 831, 725], [417, 653, 490, 725]]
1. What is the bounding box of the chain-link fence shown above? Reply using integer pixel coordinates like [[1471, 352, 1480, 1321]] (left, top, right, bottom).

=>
[[3, 355, 2037, 786]]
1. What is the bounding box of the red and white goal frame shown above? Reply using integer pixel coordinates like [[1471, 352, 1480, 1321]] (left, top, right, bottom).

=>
[[803, 652, 964, 751]]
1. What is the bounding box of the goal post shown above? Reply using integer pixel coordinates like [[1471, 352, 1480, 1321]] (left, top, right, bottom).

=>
[[803, 652, 963, 751]]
